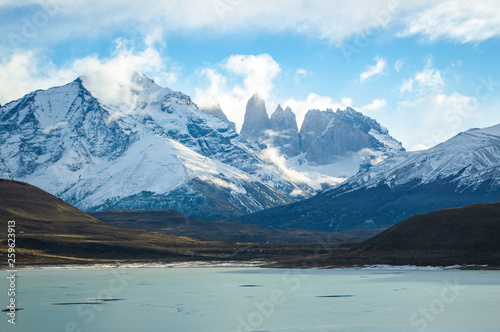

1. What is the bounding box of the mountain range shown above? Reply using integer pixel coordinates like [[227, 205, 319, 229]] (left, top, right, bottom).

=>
[[240, 92, 404, 169], [0, 72, 401, 220], [239, 124, 500, 231]]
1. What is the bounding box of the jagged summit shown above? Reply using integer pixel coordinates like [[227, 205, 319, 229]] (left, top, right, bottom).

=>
[[0, 75, 311, 220], [299, 107, 404, 165], [270, 105, 298, 132], [266, 104, 301, 157], [238, 93, 403, 180], [240, 93, 271, 141], [238, 122, 500, 232]]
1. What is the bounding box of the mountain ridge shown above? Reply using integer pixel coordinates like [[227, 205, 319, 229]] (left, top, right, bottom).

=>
[[238, 123, 500, 231], [0, 75, 306, 220]]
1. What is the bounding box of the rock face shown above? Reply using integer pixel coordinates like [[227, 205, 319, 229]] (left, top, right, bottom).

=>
[[240, 93, 271, 141], [238, 124, 500, 232], [0, 73, 309, 220], [239, 94, 403, 167], [267, 105, 301, 157], [299, 107, 403, 165], [299, 109, 336, 154], [238, 94, 404, 182], [270, 105, 298, 132]]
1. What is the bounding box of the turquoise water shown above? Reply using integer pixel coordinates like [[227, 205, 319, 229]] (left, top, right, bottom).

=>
[[1, 266, 500, 331]]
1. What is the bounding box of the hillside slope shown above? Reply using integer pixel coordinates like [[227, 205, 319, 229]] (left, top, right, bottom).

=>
[[0, 179, 249, 265], [343, 203, 500, 266]]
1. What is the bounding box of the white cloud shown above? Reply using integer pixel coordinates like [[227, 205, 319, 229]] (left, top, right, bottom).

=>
[[398, 0, 500, 43], [0, 52, 73, 104], [400, 78, 414, 94], [395, 92, 479, 150], [414, 67, 444, 90], [360, 98, 387, 113], [0, 36, 176, 105], [394, 59, 404, 72], [360, 57, 387, 83], [400, 59, 445, 95], [224, 54, 280, 99], [260, 146, 344, 191], [195, 54, 281, 131], [294, 68, 308, 83], [0, 0, 405, 45], [1, 0, 500, 51]]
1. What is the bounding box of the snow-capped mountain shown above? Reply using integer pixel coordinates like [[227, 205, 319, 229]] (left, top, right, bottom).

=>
[[0, 73, 307, 220], [238, 124, 500, 231], [239, 95, 404, 182], [337, 124, 500, 192]]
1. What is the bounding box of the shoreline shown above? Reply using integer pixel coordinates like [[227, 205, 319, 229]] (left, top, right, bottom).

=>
[[2, 261, 499, 271]]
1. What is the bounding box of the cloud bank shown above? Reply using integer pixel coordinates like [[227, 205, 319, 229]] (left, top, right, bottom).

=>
[[2, 0, 500, 47]]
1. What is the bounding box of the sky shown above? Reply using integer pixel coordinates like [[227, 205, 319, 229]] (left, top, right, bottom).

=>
[[0, 0, 499, 151]]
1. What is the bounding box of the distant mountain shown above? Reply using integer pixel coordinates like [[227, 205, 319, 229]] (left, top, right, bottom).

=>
[[300, 107, 404, 166], [238, 124, 500, 232], [0, 73, 311, 220], [239, 95, 404, 180], [267, 105, 301, 158], [0, 72, 405, 221]]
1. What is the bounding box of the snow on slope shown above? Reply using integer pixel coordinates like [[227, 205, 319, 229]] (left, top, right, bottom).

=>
[[332, 124, 500, 194], [237, 123, 500, 232], [0, 73, 296, 219]]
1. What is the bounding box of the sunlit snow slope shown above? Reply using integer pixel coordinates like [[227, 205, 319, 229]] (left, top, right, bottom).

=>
[[0, 73, 301, 220]]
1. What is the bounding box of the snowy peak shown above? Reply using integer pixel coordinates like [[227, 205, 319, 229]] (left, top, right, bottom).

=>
[[201, 100, 236, 132], [335, 123, 500, 195], [0, 75, 306, 220], [239, 122, 500, 232], [240, 93, 271, 140]]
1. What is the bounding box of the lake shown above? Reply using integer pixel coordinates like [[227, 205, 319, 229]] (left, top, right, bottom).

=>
[[1, 264, 500, 331]]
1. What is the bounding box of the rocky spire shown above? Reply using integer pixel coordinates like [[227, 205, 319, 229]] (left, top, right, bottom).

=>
[[270, 105, 298, 132], [240, 93, 270, 141]]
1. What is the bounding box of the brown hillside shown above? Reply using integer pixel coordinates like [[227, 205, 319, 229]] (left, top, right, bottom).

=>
[[344, 203, 500, 266], [0, 179, 248, 265]]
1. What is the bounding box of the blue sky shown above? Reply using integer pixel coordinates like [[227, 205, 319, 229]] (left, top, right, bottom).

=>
[[1, 0, 500, 150]]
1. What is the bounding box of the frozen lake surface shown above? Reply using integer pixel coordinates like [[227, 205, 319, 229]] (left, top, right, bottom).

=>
[[1, 265, 500, 331]]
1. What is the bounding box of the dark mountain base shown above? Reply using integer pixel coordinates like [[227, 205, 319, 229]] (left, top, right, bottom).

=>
[[90, 210, 381, 243], [270, 202, 500, 268], [238, 178, 500, 232]]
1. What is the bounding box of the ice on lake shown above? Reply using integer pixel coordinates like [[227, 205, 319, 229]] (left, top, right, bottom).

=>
[[1, 265, 500, 331]]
